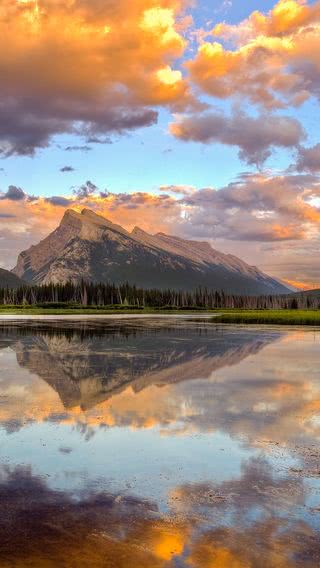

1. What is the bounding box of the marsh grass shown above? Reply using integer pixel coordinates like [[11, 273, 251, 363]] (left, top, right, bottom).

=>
[[214, 309, 320, 325]]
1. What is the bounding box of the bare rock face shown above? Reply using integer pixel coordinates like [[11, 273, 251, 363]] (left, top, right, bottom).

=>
[[12, 208, 289, 294]]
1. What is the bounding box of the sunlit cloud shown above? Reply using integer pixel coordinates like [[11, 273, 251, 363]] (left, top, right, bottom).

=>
[[0, 0, 193, 156], [188, 0, 320, 109]]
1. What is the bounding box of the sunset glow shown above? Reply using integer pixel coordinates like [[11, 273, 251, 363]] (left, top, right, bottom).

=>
[[0, 0, 319, 287]]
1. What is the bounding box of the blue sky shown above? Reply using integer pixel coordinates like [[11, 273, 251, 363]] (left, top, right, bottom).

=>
[[0, 0, 309, 198], [0, 0, 319, 288]]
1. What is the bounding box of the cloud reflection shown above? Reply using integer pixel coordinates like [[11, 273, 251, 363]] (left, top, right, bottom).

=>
[[0, 458, 319, 568]]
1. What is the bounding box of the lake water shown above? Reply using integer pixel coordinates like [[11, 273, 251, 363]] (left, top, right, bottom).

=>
[[0, 317, 319, 567]]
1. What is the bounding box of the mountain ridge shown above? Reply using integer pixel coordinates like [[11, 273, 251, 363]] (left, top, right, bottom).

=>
[[0, 268, 25, 289], [12, 208, 290, 295]]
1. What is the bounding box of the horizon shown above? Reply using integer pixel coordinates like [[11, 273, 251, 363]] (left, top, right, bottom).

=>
[[0, 0, 319, 291]]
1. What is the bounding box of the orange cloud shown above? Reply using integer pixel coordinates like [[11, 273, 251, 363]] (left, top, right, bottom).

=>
[[0, 0, 194, 155], [283, 279, 320, 290], [188, 0, 320, 109]]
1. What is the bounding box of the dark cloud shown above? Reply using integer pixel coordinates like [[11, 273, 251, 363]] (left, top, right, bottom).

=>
[[86, 136, 112, 145], [171, 111, 305, 166], [296, 143, 320, 173], [99, 191, 110, 199], [45, 196, 73, 207], [0, 185, 37, 203], [73, 180, 98, 199], [0, 185, 26, 201], [0, 213, 16, 219], [64, 145, 92, 153], [59, 446, 73, 454], [60, 166, 75, 173], [0, 99, 69, 157]]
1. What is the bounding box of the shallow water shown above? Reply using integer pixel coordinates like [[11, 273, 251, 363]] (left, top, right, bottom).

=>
[[0, 317, 319, 567]]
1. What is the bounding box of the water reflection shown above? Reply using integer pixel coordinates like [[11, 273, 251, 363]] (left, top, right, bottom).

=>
[[0, 320, 279, 424], [0, 319, 319, 567], [1, 460, 319, 568]]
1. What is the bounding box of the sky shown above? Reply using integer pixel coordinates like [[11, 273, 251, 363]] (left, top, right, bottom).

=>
[[0, 0, 320, 289]]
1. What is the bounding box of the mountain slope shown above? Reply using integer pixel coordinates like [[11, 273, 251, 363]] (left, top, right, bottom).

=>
[[293, 289, 320, 298], [12, 208, 290, 294], [0, 268, 24, 289]]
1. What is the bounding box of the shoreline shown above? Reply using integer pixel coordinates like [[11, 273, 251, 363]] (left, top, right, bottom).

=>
[[0, 309, 319, 325]]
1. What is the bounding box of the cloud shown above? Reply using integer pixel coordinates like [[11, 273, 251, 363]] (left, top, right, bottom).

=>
[[0, 99, 70, 157], [0, 0, 318, 161], [215, 0, 233, 15], [0, 213, 15, 219], [0, 0, 192, 156], [73, 180, 98, 200], [188, 0, 320, 109], [60, 166, 75, 173], [296, 143, 320, 172], [1, 460, 316, 568], [0, 185, 27, 201], [170, 457, 305, 517], [0, 464, 188, 567], [159, 184, 195, 195], [86, 136, 113, 145], [179, 172, 320, 241], [64, 146, 92, 153], [45, 196, 73, 207], [170, 110, 305, 166]]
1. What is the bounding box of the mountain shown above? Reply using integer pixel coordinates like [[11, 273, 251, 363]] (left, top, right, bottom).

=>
[[292, 288, 320, 298], [12, 208, 290, 295], [0, 268, 24, 289]]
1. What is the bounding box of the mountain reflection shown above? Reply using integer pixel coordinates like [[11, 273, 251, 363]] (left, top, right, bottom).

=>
[[0, 319, 278, 411], [0, 322, 319, 456]]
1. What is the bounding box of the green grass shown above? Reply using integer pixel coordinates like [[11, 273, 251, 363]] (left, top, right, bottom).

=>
[[0, 305, 319, 325], [213, 309, 320, 326]]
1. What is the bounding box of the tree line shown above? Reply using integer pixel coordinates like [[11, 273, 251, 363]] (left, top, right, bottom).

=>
[[0, 281, 319, 310]]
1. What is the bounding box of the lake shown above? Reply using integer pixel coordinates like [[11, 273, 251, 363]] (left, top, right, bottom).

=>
[[0, 317, 319, 567]]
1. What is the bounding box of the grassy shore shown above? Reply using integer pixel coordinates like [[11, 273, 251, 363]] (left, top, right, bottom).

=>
[[213, 309, 320, 326], [0, 305, 319, 325]]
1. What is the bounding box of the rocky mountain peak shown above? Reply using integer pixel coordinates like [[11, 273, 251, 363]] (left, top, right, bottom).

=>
[[131, 226, 147, 236], [60, 208, 81, 225], [60, 208, 131, 242], [11, 207, 290, 294]]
